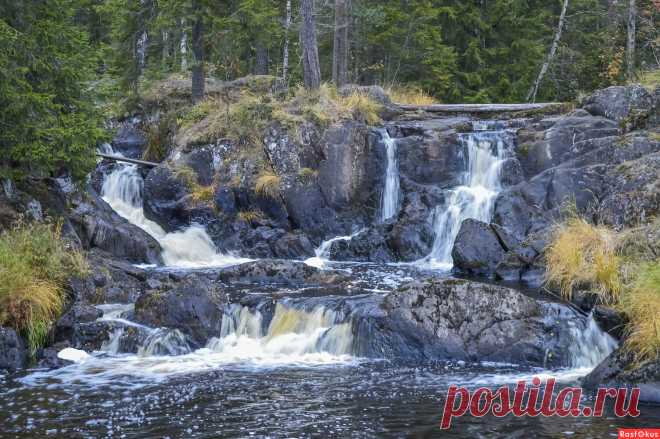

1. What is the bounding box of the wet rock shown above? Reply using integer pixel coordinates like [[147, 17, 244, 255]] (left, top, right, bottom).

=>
[[134, 274, 225, 346], [360, 278, 595, 367], [37, 344, 74, 369], [330, 227, 396, 263], [217, 260, 322, 285], [69, 188, 163, 264], [111, 123, 146, 159], [583, 349, 660, 404], [0, 328, 28, 370], [396, 133, 466, 188], [142, 165, 196, 232], [452, 219, 506, 277], [593, 305, 626, 340], [55, 303, 103, 343], [272, 233, 315, 259], [582, 85, 654, 127]]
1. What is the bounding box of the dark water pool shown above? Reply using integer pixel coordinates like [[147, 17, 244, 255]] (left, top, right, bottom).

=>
[[1, 360, 657, 438]]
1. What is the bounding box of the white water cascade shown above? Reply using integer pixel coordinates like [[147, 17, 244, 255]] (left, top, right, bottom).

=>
[[569, 313, 618, 369], [379, 129, 400, 222], [304, 229, 364, 269], [100, 147, 248, 268], [418, 123, 513, 270]]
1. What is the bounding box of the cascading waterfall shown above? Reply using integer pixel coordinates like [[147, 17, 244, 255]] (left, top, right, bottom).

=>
[[304, 229, 364, 269], [418, 123, 513, 270], [379, 129, 400, 222], [100, 146, 248, 268], [568, 313, 618, 369]]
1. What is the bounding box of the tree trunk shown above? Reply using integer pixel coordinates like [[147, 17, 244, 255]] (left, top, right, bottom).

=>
[[255, 41, 269, 75], [332, 0, 349, 86], [300, 0, 321, 90], [191, 3, 204, 103], [180, 19, 188, 71], [626, 0, 636, 79], [282, 0, 292, 83], [608, 0, 619, 26], [527, 0, 569, 103]]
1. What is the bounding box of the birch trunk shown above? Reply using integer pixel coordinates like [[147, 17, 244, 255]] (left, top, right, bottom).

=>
[[527, 0, 569, 103]]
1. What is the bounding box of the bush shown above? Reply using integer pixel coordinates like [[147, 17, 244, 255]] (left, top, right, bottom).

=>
[[0, 221, 88, 355], [545, 218, 622, 303]]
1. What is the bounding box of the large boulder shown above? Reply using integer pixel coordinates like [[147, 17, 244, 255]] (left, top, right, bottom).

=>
[[353, 278, 605, 367], [451, 219, 507, 277], [134, 274, 225, 346], [583, 349, 660, 404], [111, 123, 147, 159], [581, 85, 655, 127], [143, 165, 196, 231], [69, 189, 163, 265], [0, 328, 28, 370]]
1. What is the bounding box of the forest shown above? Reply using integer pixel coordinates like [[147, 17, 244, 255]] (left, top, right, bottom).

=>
[[1, 0, 659, 180]]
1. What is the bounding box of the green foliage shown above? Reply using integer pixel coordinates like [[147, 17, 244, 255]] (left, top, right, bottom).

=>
[[0, 1, 106, 181], [0, 221, 89, 356]]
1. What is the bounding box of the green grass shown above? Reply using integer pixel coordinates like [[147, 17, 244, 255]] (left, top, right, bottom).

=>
[[0, 221, 88, 356]]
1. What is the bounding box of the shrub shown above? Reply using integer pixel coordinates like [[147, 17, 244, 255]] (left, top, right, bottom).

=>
[[545, 218, 622, 303], [0, 221, 88, 355], [620, 261, 660, 363]]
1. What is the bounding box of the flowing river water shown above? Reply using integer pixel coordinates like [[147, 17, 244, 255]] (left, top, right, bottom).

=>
[[1, 124, 658, 438]]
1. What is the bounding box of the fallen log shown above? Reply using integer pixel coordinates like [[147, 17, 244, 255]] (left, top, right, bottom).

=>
[[96, 153, 159, 168], [397, 102, 564, 113]]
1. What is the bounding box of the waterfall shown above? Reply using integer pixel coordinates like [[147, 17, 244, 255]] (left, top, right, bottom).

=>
[[379, 129, 400, 222], [568, 314, 618, 369], [304, 229, 364, 269], [207, 303, 354, 361], [418, 123, 513, 270], [100, 148, 248, 268]]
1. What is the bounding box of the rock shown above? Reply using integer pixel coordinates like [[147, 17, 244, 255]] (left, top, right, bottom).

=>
[[272, 233, 315, 259], [134, 274, 225, 346], [36, 344, 74, 369], [55, 303, 103, 343], [111, 123, 147, 158], [582, 85, 655, 127], [583, 349, 660, 404], [593, 305, 626, 340], [217, 260, 322, 285], [330, 227, 396, 263], [388, 220, 434, 261], [396, 133, 466, 188], [69, 188, 163, 265], [143, 165, 196, 232], [354, 278, 598, 367], [0, 328, 28, 370], [283, 183, 342, 241], [452, 219, 506, 277], [516, 112, 619, 177]]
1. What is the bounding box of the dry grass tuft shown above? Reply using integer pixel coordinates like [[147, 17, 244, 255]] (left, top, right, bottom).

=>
[[254, 172, 281, 199], [620, 261, 660, 363], [237, 209, 264, 224], [0, 221, 88, 355], [545, 218, 622, 303], [386, 86, 437, 105]]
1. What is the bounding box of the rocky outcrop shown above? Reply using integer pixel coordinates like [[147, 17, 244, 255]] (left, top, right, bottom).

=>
[[452, 219, 506, 276], [583, 349, 660, 404], [111, 123, 147, 158], [0, 328, 28, 370], [350, 278, 598, 367], [134, 274, 225, 347], [581, 85, 655, 128], [69, 188, 164, 265]]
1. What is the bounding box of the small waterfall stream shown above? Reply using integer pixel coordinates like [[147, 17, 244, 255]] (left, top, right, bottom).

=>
[[418, 123, 513, 269], [379, 129, 400, 222], [100, 146, 248, 268]]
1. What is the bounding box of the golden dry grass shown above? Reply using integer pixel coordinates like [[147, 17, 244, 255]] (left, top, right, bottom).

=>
[[254, 172, 281, 199], [620, 261, 660, 363], [0, 221, 88, 355], [545, 218, 622, 304], [386, 86, 437, 105]]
